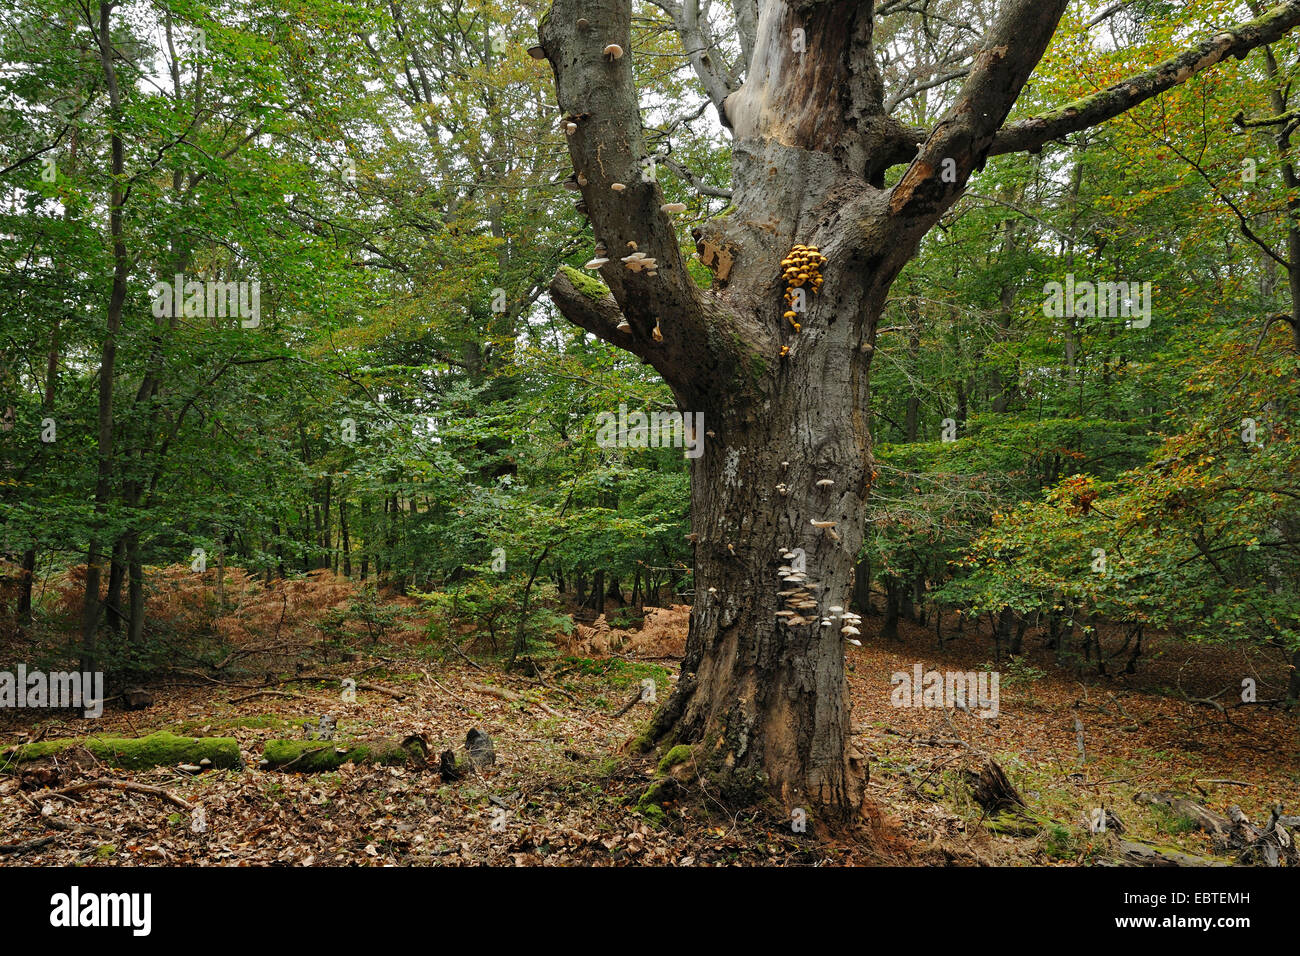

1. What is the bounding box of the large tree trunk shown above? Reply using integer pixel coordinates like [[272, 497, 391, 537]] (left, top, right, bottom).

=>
[[644, 362, 874, 813], [538, 0, 1300, 815]]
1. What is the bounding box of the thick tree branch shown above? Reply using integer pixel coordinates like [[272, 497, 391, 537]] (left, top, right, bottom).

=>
[[549, 266, 638, 349], [645, 0, 742, 113], [731, 0, 760, 68], [887, 0, 1069, 222], [1233, 106, 1300, 130], [990, 1, 1300, 156], [538, 0, 754, 406]]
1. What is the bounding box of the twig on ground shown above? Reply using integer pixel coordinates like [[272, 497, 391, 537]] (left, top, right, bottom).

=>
[[54, 778, 194, 812]]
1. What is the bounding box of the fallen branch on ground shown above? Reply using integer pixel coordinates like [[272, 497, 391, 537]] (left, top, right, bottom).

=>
[[466, 682, 596, 729], [0, 835, 55, 855], [612, 688, 643, 719], [261, 735, 428, 772], [55, 778, 194, 811]]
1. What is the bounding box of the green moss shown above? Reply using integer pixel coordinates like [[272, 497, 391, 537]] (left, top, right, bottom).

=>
[[636, 776, 679, 812], [638, 803, 667, 826], [171, 714, 289, 734], [984, 809, 1046, 836], [627, 730, 656, 754], [560, 264, 609, 301], [0, 731, 242, 772], [1043, 823, 1076, 859], [657, 744, 695, 774], [560, 657, 668, 693], [261, 738, 418, 772], [1151, 803, 1200, 836], [686, 257, 713, 289], [594, 755, 620, 777]]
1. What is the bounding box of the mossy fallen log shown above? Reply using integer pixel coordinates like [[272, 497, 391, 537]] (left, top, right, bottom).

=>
[[260, 737, 426, 772], [984, 809, 1048, 836], [0, 731, 242, 772], [1113, 839, 1228, 867]]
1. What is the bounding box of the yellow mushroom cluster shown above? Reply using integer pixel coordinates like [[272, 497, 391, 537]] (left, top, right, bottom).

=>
[[780, 244, 826, 335]]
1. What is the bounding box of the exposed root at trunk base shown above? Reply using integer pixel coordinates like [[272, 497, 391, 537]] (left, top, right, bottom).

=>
[[631, 749, 889, 852], [635, 685, 871, 827]]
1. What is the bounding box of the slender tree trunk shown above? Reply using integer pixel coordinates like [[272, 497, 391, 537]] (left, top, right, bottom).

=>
[[851, 554, 872, 615], [320, 475, 332, 569], [18, 317, 61, 628], [339, 496, 352, 577], [903, 298, 921, 439], [81, 1, 131, 672], [1009, 611, 1026, 656], [216, 527, 226, 611], [105, 536, 127, 634], [16, 549, 36, 628], [882, 579, 901, 640], [126, 530, 145, 648]]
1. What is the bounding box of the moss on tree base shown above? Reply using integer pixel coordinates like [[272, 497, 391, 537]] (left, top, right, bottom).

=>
[[635, 776, 680, 823], [657, 744, 695, 774]]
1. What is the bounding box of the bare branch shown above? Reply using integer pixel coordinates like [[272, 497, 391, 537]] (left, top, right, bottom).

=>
[[731, 0, 760, 68], [991, 1, 1300, 157], [644, 0, 741, 112], [652, 153, 734, 198]]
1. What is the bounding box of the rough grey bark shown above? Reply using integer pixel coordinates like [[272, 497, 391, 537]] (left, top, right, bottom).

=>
[[537, 0, 1300, 816]]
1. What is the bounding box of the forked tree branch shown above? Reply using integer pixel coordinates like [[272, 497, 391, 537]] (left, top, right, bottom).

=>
[[887, 0, 1069, 223], [645, 0, 742, 112]]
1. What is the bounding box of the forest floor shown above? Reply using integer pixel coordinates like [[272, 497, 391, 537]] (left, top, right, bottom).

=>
[[1, 573, 1297, 866]]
